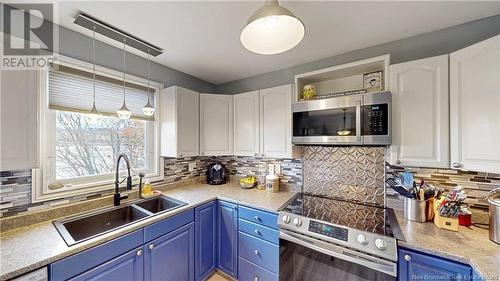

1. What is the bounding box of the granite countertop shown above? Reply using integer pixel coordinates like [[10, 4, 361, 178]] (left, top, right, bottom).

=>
[[0, 182, 296, 281], [395, 211, 500, 280]]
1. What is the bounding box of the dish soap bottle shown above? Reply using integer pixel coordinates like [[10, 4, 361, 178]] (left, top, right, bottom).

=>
[[142, 179, 153, 196]]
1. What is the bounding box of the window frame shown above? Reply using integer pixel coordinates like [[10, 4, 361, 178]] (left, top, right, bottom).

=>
[[32, 55, 164, 203]]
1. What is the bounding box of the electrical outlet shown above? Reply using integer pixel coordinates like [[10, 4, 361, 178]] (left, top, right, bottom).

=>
[[188, 162, 196, 172], [274, 164, 281, 175]]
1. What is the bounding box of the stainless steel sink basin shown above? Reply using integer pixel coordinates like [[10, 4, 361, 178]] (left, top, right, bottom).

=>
[[135, 196, 187, 214], [53, 195, 187, 246]]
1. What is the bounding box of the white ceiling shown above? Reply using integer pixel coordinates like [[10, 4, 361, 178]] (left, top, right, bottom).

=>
[[48, 1, 500, 84]]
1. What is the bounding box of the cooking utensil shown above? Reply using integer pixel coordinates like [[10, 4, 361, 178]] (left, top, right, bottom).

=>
[[386, 178, 414, 198]]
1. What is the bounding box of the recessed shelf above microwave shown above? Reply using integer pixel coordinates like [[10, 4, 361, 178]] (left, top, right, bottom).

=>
[[294, 55, 390, 103]]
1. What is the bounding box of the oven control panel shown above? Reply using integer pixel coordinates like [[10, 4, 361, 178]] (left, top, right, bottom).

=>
[[309, 220, 348, 242]]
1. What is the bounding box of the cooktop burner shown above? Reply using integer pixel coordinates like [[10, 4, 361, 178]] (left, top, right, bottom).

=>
[[280, 193, 393, 236]]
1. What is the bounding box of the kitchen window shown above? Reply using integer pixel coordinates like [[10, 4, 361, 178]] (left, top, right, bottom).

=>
[[33, 57, 164, 202]]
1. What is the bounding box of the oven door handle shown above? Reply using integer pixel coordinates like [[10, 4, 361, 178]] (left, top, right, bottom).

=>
[[279, 230, 397, 277]]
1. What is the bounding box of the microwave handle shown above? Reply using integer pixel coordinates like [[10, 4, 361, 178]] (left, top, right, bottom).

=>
[[356, 100, 361, 142]]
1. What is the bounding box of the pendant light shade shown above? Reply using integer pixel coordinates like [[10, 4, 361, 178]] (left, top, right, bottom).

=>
[[142, 50, 155, 116], [86, 26, 101, 124], [241, 0, 305, 55], [117, 39, 131, 120], [117, 101, 132, 119]]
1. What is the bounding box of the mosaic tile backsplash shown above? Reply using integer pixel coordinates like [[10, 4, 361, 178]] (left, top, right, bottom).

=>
[[302, 146, 386, 206], [386, 165, 500, 209], [0, 155, 302, 217]]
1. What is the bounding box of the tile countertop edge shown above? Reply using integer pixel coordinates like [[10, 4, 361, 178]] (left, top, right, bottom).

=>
[[0, 183, 296, 281]]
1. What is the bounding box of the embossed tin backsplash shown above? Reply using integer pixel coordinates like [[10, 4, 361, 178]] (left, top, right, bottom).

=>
[[302, 146, 386, 205]]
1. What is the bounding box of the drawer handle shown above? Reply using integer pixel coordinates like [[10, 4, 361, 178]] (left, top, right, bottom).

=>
[[254, 250, 260, 256], [254, 216, 261, 221], [254, 276, 259, 281], [254, 229, 261, 235], [404, 254, 411, 261], [136, 249, 143, 256], [149, 244, 155, 250]]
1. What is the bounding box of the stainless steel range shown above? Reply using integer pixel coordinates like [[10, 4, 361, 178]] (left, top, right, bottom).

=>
[[278, 193, 403, 280]]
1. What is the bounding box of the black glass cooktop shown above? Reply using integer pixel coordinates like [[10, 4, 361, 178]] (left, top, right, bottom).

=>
[[280, 193, 396, 236]]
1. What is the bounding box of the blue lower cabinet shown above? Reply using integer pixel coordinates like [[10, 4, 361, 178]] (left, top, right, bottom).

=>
[[144, 222, 195, 281], [398, 248, 472, 281], [195, 201, 217, 281], [69, 248, 144, 281], [217, 201, 238, 279], [238, 258, 278, 281]]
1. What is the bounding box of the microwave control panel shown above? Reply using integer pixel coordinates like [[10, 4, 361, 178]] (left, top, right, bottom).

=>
[[362, 103, 388, 135]]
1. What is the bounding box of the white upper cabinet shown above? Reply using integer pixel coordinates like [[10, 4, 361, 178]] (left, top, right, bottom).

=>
[[1, 70, 39, 171], [450, 35, 500, 174], [200, 94, 233, 156], [160, 86, 199, 158], [260, 84, 293, 158], [389, 55, 449, 168], [234, 91, 260, 157]]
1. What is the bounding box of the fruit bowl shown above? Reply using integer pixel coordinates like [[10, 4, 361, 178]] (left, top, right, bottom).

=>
[[239, 176, 257, 189]]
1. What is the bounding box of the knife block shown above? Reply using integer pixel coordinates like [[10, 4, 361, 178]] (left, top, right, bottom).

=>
[[433, 198, 459, 231]]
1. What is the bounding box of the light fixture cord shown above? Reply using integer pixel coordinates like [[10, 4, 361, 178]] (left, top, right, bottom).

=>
[[147, 50, 150, 103], [92, 26, 96, 107], [123, 38, 126, 103]]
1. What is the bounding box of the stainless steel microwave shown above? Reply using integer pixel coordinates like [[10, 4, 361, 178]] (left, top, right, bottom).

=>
[[292, 91, 391, 145]]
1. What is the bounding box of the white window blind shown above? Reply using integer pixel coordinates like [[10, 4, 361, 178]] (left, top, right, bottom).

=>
[[48, 66, 155, 120]]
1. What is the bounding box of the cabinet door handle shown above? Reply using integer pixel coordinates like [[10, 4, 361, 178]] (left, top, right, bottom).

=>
[[149, 244, 155, 250], [179, 154, 183, 157], [452, 162, 462, 169], [396, 160, 401, 165], [233, 206, 237, 211], [254, 250, 260, 256], [254, 216, 261, 221], [254, 153, 258, 157], [254, 229, 261, 235], [261, 153, 265, 157], [136, 249, 143, 256], [404, 254, 411, 261]]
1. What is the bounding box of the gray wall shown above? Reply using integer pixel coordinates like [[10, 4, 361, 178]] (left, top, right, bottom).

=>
[[215, 14, 500, 94]]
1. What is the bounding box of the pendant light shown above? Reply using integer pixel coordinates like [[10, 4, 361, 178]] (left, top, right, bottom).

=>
[[86, 25, 101, 124], [240, 0, 305, 55], [142, 50, 155, 116], [337, 109, 352, 136], [117, 38, 131, 120]]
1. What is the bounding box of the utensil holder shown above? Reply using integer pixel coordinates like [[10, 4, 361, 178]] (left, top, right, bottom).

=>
[[404, 197, 429, 222]]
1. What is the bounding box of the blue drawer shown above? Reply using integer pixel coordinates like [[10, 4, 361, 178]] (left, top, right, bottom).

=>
[[239, 257, 278, 281], [239, 206, 278, 229], [144, 209, 194, 242], [239, 232, 279, 274], [239, 218, 279, 244]]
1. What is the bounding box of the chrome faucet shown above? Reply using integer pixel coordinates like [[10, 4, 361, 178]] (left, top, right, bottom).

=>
[[114, 153, 131, 206]]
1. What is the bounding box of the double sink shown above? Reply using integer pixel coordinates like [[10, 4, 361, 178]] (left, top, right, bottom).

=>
[[53, 196, 187, 246]]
